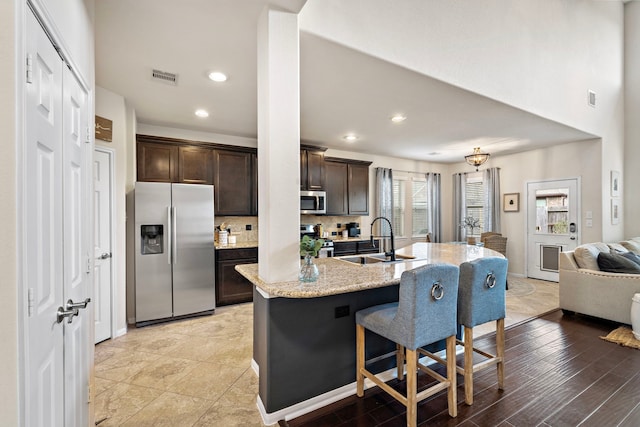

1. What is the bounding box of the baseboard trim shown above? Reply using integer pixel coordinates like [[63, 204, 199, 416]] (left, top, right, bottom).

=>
[[255, 348, 455, 425], [114, 327, 127, 338]]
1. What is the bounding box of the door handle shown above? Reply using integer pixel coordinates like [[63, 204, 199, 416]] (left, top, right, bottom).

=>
[[172, 206, 178, 264], [67, 297, 91, 310], [57, 306, 78, 324], [98, 252, 111, 260]]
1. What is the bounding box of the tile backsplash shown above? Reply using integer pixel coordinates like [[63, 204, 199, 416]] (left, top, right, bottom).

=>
[[301, 215, 364, 237], [216, 216, 258, 242]]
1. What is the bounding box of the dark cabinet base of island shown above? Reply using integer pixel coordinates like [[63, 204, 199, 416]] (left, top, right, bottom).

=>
[[215, 248, 257, 306], [252, 285, 460, 416]]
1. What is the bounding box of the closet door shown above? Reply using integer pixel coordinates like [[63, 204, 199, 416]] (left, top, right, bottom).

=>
[[24, 9, 92, 426], [25, 9, 65, 427]]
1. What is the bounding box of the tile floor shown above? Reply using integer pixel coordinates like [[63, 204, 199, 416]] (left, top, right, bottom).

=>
[[94, 274, 558, 426]]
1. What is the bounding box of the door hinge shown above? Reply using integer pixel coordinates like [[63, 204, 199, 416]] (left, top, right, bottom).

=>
[[85, 126, 92, 144], [27, 288, 34, 316], [26, 54, 33, 84], [86, 254, 92, 274]]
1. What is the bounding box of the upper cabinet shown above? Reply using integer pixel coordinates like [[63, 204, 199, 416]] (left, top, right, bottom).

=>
[[325, 157, 372, 216], [136, 135, 257, 216], [300, 146, 326, 191], [177, 145, 213, 184], [214, 149, 256, 216], [137, 141, 178, 182]]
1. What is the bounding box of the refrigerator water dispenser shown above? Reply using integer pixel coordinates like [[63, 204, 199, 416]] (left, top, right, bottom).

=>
[[141, 224, 164, 254]]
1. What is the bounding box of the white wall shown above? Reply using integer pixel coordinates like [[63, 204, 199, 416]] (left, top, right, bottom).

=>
[[625, 1, 640, 238], [300, 0, 625, 241], [0, 0, 18, 423], [95, 86, 129, 334]]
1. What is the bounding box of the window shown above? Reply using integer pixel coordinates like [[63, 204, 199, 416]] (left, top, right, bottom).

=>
[[465, 173, 484, 236], [392, 177, 405, 237], [392, 175, 429, 238]]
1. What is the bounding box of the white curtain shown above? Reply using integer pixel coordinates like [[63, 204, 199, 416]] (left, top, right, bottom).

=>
[[375, 167, 393, 237], [483, 167, 501, 232], [453, 172, 466, 241], [425, 172, 442, 242]]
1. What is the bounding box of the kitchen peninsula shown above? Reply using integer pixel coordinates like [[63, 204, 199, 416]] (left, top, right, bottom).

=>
[[236, 242, 505, 423]]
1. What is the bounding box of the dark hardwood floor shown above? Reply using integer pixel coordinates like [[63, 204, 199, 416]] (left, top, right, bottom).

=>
[[281, 310, 640, 427]]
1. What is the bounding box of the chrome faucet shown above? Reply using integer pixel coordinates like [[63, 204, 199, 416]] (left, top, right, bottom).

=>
[[370, 216, 396, 261]]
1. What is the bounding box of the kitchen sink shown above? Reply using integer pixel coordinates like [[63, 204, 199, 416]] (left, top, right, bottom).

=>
[[338, 253, 418, 265]]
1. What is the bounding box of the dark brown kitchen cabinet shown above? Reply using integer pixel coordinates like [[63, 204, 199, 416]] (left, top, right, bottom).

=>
[[348, 162, 370, 215], [136, 135, 258, 216], [324, 157, 372, 216], [300, 146, 326, 191], [215, 247, 257, 306], [333, 239, 380, 256], [137, 142, 178, 182], [325, 161, 348, 215], [214, 150, 255, 216], [177, 145, 213, 184]]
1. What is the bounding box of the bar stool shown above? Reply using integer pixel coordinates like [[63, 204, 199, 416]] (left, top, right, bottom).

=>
[[356, 263, 459, 427], [457, 257, 508, 405]]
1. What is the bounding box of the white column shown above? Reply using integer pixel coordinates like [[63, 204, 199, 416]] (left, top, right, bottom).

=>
[[257, 7, 300, 282]]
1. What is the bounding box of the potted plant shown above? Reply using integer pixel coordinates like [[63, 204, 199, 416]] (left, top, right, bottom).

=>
[[461, 216, 481, 244], [299, 235, 324, 282]]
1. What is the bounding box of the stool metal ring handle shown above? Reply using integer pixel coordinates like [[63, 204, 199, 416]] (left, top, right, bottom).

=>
[[431, 281, 444, 300], [485, 273, 497, 289]]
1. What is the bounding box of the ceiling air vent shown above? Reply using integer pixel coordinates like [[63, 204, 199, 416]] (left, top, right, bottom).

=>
[[152, 69, 178, 85]]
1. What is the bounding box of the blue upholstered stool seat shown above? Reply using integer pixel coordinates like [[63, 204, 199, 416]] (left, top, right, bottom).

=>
[[456, 256, 508, 405], [355, 263, 460, 427]]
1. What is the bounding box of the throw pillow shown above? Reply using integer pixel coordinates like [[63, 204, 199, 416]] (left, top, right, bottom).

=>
[[575, 243, 610, 270], [597, 252, 640, 274], [620, 251, 640, 266]]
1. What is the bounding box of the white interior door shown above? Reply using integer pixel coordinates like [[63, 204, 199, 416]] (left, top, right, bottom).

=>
[[25, 9, 65, 426], [62, 64, 91, 426], [94, 148, 113, 343], [526, 178, 580, 281], [24, 8, 91, 426]]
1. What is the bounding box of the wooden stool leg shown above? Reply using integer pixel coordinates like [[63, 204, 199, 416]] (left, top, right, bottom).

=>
[[464, 326, 474, 405], [446, 335, 458, 417], [356, 324, 365, 397], [396, 344, 405, 380], [406, 348, 417, 427], [496, 318, 505, 390]]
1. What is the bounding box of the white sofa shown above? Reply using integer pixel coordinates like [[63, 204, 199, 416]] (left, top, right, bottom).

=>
[[559, 238, 640, 325]]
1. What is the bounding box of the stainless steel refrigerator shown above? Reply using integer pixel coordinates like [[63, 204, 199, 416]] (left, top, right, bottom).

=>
[[134, 182, 215, 325]]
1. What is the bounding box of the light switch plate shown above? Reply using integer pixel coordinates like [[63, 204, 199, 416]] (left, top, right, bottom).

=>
[[586, 211, 593, 219], [586, 219, 593, 227]]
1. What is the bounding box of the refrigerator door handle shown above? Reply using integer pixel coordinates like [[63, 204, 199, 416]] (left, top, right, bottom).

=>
[[167, 206, 172, 265], [172, 206, 178, 264]]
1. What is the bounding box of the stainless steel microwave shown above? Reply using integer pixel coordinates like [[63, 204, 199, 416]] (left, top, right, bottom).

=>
[[300, 190, 326, 214]]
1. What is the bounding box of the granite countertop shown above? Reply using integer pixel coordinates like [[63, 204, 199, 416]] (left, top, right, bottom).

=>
[[235, 242, 503, 299], [215, 241, 259, 250]]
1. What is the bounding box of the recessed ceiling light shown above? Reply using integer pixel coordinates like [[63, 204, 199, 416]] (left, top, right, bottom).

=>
[[343, 134, 358, 142], [208, 71, 228, 82], [390, 114, 407, 123], [195, 109, 209, 118]]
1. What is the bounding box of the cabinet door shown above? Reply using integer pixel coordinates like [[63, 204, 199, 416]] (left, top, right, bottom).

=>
[[333, 241, 357, 256], [300, 150, 308, 191], [325, 161, 348, 215], [251, 153, 258, 215], [177, 145, 212, 184], [137, 142, 177, 182], [306, 150, 326, 191], [216, 258, 255, 306], [348, 163, 369, 215], [214, 150, 253, 215], [357, 239, 380, 254]]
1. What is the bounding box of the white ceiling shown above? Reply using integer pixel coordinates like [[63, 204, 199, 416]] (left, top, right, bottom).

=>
[[95, 0, 596, 163]]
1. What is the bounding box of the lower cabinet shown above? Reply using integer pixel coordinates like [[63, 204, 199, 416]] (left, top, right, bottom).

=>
[[333, 240, 380, 256], [215, 247, 257, 306]]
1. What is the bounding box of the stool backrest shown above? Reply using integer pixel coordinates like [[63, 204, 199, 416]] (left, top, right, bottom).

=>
[[458, 257, 508, 328], [390, 263, 459, 350]]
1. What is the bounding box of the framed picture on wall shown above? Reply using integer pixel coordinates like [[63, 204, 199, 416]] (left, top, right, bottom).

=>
[[611, 199, 620, 225], [95, 115, 113, 142], [611, 170, 620, 197], [503, 193, 520, 212]]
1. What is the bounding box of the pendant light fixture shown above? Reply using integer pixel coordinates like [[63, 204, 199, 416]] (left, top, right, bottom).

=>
[[465, 147, 490, 171]]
